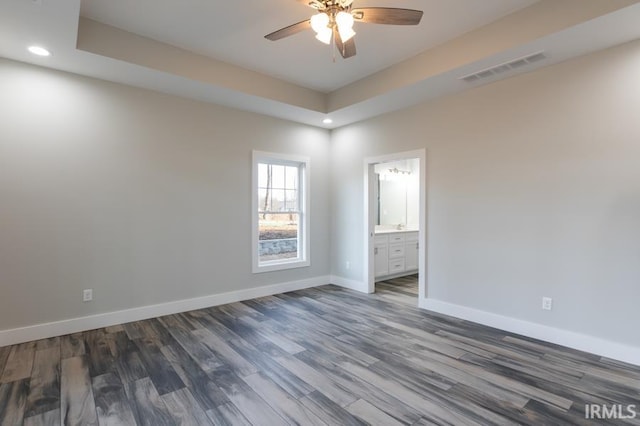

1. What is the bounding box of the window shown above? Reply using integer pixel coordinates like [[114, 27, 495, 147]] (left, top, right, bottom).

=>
[[252, 151, 310, 273]]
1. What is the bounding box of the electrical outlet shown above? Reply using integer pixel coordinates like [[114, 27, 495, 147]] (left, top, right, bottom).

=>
[[83, 289, 93, 302], [542, 297, 552, 311], [345, 261, 350, 270]]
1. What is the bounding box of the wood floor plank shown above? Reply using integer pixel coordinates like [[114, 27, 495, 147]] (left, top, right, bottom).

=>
[[138, 318, 176, 347], [1, 342, 36, 383], [299, 390, 367, 426], [503, 335, 602, 364], [60, 356, 98, 426], [206, 402, 252, 426], [192, 327, 258, 378], [346, 399, 404, 426], [109, 331, 148, 385], [243, 371, 327, 425], [372, 361, 519, 425], [381, 344, 529, 409], [238, 316, 306, 355], [208, 307, 288, 358], [255, 307, 380, 366], [160, 343, 229, 411], [195, 312, 314, 399], [92, 373, 137, 426], [161, 388, 213, 426], [599, 357, 640, 379], [338, 358, 487, 425], [104, 325, 124, 334], [412, 418, 440, 426], [163, 325, 222, 373], [122, 321, 145, 341], [217, 301, 267, 323], [448, 383, 577, 426], [0, 379, 29, 426], [273, 352, 358, 407], [83, 330, 115, 378], [208, 368, 287, 426], [35, 338, 60, 352], [0, 346, 11, 380], [134, 338, 185, 395], [23, 408, 61, 426], [61, 334, 85, 359], [294, 348, 423, 425], [125, 377, 176, 426], [25, 347, 60, 417], [415, 347, 573, 411]]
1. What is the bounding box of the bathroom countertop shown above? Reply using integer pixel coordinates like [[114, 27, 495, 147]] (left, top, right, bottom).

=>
[[375, 228, 419, 235]]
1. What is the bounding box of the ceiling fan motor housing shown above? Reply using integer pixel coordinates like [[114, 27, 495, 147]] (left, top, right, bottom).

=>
[[309, 0, 354, 11]]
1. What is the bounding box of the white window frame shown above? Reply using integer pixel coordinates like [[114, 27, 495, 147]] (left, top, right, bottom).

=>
[[252, 151, 310, 273]]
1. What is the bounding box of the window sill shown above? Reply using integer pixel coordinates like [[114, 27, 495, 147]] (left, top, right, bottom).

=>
[[253, 259, 310, 274]]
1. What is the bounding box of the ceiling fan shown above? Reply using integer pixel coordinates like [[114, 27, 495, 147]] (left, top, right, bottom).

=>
[[265, 0, 423, 59]]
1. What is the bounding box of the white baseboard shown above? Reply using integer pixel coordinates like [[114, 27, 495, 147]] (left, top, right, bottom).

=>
[[0, 275, 330, 348], [420, 297, 640, 367], [330, 275, 370, 293]]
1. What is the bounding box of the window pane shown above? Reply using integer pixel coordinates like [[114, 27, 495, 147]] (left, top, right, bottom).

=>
[[259, 213, 299, 263], [285, 189, 298, 211], [271, 189, 285, 212], [258, 163, 268, 187], [285, 166, 298, 191], [258, 188, 270, 212], [272, 165, 285, 189]]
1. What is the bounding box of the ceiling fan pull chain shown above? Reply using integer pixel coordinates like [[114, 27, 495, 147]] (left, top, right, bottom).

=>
[[331, 31, 336, 63]]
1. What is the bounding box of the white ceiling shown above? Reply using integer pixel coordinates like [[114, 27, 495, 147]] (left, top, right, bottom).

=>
[[1, 0, 640, 129], [79, 0, 537, 92]]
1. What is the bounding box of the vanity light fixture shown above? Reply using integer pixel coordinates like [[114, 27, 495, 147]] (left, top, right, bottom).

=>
[[388, 167, 411, 175], [28, 46, 51, 56]]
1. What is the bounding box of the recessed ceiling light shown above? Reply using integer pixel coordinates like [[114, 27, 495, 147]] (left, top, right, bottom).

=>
[[28, 46, 51, 57], [323, 118, 333, 124]]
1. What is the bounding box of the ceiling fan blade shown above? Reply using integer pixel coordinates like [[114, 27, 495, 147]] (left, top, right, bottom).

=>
[[265, 19, 312, 41], [334, 28, 356, 59], [351, 8, 423, 25]]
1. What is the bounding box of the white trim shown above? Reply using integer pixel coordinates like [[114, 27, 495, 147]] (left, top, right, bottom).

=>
[[420, 298, 640, 367], [330, 275, 370, 293], [0, 275, 330, 348], [252, 151, 311, 273], [364, 149, 427, 300]]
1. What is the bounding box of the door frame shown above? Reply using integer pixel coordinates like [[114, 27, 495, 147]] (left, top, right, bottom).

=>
[[363, 149, 427, 301]]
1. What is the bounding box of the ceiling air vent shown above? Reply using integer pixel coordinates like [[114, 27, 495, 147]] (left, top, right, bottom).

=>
[[460, 51, 547, 83]]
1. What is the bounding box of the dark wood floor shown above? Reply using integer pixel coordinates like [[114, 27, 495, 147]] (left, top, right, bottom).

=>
[[1, 276, 639, 425]]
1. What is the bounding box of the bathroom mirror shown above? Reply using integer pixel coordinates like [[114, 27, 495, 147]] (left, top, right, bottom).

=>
[[375, 159, 419, 229]]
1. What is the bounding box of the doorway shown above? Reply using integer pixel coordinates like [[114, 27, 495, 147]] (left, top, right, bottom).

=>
[[363, 150, 426, 305]]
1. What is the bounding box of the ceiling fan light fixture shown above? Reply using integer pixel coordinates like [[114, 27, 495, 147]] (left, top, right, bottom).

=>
[[338, 26, 356, 42], [315, 27, 332, 44], [310, 12, 329, 33], [336, 11, 356, 42]]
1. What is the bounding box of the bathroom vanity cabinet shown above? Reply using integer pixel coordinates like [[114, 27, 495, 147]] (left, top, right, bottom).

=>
[[374, 230, 418, 279]]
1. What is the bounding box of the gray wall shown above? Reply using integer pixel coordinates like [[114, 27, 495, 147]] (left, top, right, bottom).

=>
[[2, 39, 640, 349], [331, 40, 640, 347], [0, 58, 331, 330]]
